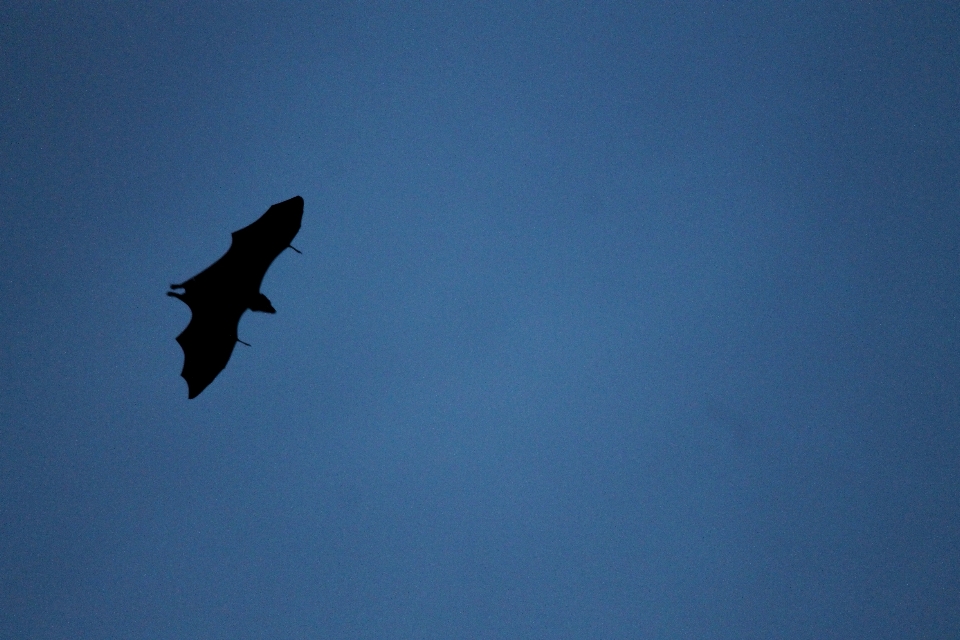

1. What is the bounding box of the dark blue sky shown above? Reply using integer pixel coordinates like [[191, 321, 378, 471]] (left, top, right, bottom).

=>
[[2, 2, 959, 638]]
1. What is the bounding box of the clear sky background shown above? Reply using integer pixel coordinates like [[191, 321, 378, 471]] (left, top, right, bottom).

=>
[[2, 2, 959, 638]]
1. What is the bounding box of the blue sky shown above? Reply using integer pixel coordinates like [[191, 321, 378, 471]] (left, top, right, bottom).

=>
[[2, 2, 959, 638]]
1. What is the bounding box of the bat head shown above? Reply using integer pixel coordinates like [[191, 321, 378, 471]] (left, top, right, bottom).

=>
[[249, 292, 276, 314]]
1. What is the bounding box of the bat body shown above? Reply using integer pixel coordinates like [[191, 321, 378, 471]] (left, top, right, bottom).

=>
[[168, 196, 303, 398]]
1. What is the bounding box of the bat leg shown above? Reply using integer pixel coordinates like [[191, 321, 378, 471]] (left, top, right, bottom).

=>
[[170, 283, 185, 290], [167, 291, 186, 302]]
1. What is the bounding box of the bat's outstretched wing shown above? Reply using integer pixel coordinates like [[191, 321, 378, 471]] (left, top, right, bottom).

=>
[[168, 196, 303, 398], [182, 196, 304, 299], [175, 302, 244, 398]]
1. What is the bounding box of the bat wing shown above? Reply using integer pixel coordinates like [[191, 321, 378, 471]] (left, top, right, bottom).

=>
[[175, 302, 244, 399], [185, 196, 303, 297], [228, 195, 303, 290]]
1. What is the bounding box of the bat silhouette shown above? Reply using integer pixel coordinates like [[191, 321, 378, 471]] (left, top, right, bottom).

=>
[[168, 196, 303, 398]]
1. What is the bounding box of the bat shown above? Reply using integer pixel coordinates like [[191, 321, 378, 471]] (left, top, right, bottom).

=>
[[168, 196, 303, 398]]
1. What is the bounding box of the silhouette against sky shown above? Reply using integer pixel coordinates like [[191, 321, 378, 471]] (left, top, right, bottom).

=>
[[1, 2, 959, 638], [168, 195, 303, 399]]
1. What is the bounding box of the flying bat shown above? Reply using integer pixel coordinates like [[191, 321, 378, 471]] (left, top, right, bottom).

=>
[[168, 196, 303, 398]]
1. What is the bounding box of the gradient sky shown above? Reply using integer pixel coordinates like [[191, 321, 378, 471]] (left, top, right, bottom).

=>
[[2, 2, 959, 638]]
